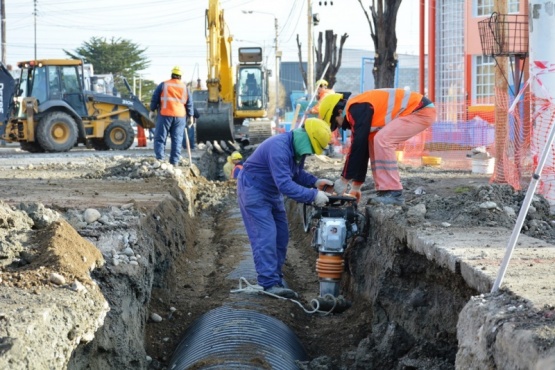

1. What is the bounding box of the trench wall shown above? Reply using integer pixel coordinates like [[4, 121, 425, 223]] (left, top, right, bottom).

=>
[[335, 205, 555, 369], [68, 184, 194, 370]]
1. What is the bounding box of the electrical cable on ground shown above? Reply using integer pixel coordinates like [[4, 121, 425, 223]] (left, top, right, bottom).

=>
[[230, 277, 339, 316]]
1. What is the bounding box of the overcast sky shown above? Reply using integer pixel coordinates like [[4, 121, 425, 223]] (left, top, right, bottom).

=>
[[2, 0, 421, 84]]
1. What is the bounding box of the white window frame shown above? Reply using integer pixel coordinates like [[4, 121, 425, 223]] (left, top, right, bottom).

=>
[[473, 55, 495, 103], [474, 0, 520, 16]]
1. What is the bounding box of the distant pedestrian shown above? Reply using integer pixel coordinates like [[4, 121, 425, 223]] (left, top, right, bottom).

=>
[[149, 66, 194, 165]]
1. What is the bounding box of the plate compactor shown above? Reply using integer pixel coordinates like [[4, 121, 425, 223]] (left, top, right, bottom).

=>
[[303, 195, 366, 314]]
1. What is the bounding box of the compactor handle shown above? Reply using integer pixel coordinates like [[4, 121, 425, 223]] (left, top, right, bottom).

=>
[[325, 195, 358, 207]]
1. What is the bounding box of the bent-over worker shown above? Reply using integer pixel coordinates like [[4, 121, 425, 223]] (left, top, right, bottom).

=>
[[237, 118, 334, 298], [319, 88, 436, 205]]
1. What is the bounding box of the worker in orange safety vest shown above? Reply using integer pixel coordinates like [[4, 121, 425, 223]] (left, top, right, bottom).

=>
[[150, 66, 194, 165], [230, 151, 244, 179], [309, 79, 335, 115], [319, 88, 436, 205]]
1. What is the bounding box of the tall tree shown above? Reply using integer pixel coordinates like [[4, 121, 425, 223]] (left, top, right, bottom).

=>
[[357, 0, 403, 88], [64, 37, 150, 82], [65, 37, 152, 100], [297, 30, 348, 90]]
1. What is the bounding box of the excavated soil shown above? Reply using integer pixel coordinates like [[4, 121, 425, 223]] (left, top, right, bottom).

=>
[[0, 147, 554, 369]]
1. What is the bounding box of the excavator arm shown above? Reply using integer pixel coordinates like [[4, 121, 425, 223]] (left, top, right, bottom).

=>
[[196, 0, 235, 144], [205, 0, 234, 105]]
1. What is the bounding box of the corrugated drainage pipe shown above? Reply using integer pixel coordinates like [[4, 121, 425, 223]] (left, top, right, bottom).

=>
[[168, 305, 308, 369]]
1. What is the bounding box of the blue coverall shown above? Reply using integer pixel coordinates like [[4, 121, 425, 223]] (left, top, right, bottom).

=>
[[150, 81, 194, 165], [237, 131, 318, 290]]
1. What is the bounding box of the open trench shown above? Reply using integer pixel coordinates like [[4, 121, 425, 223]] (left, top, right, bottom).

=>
[[66, 156, 480, 370]]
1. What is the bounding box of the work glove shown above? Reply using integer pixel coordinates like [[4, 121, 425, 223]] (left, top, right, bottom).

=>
[[187, 116, 194, 128], [315, 179, 334, 193], [333, 177, 350, 195], [149, 111, 156, 121], [346, 181, 364, 203], [313, 190, 329, 207]]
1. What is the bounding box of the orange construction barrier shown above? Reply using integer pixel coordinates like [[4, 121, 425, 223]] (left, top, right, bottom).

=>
[[137, 125, 147, 147]]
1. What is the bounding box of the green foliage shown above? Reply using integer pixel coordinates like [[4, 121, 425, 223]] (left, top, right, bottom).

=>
[[64, 37, 150, 82], [454, 186, 472, 194]]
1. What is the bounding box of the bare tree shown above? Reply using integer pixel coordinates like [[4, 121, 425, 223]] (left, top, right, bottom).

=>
[[296, 30, 349, 90], [357, 0, 403, 88]]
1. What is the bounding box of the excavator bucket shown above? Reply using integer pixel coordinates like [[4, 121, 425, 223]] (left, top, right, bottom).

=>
[[196, 103, 234, 143], [194, 89, 234, 143]]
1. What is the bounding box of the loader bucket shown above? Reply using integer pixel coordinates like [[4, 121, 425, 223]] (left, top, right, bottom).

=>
[[196, 102, 234, 144]]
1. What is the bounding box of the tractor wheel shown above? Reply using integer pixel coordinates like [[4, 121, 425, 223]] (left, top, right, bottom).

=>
[[36, 112, 78, 152], [104, 121, 135, 150], [20, 142, 45, 153], [90, 138, 109, 151]]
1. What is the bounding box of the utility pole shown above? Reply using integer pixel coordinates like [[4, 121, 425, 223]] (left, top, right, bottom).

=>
[[274, 17, 279, 117], [307, 1, 314, 95], [1, 0, 6, 65], [33, 0, 37, 61], [493, 0, 508, 176]]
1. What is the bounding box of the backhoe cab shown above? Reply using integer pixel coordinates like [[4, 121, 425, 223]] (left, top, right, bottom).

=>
[[0, 59, 154, 153]]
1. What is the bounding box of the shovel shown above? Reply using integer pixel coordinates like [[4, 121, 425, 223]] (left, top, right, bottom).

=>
[[183, 124, 200, 177]]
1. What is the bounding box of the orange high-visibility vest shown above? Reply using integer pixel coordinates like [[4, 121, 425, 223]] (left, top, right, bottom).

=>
[[160, 79, 187, 117], [232, 164, 244, 179], [310, 89, 335, 114], [346, 88, 423, 128]]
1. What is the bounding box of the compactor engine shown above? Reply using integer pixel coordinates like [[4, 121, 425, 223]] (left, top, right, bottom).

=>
[[303, 195, 366, 313]]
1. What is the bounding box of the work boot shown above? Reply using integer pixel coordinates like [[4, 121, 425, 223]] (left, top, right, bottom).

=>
[[370, 190, 405, 206], [264, 285, 298, 299]]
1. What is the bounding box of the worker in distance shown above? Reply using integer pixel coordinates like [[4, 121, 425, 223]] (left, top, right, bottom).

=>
[[149, 66, 194, 166]]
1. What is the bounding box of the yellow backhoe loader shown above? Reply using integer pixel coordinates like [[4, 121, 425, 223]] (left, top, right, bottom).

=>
[[0, 59, 154, 153], [195, 0, 274, 146]]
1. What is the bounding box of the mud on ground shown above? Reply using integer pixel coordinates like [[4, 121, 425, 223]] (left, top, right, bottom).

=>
[[0, 150, 554, 369]]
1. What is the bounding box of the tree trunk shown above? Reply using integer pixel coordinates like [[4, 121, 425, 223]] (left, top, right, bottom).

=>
[[358, 0, 403, 88], [297, 31, 348, 90]]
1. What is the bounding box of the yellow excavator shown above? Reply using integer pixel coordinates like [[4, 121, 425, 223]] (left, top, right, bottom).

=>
[[0, 59, 154, 153], [195, 0, 273, 146]]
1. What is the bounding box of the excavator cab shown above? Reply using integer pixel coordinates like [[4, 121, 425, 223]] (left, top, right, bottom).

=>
[[237, 70, 263, 110]]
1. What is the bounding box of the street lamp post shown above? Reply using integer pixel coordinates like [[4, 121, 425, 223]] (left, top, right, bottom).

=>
[[242, 10, 280, 117], [307, 1, 314, 96]]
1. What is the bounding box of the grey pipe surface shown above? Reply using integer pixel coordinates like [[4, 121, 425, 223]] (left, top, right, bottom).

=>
[[168, 305, 308, 369]]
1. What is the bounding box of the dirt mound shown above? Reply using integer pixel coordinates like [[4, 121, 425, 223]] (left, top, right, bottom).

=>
[[1, 220, 104, 290], [408, 183, 555, 241]]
